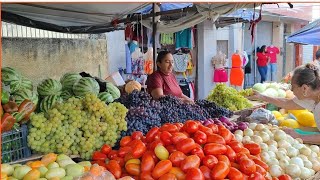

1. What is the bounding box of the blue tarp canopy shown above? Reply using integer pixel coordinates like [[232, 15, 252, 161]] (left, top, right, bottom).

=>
[[137, 3, 193, 14], [287, 18, 320, 45], [223, 9, 260, 21]]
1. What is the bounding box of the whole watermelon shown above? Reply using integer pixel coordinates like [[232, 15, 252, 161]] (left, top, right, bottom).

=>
[[98, 92, 114, 103], [60, 73, 82, 92], [39, 95, 63, 113], [2, 67, 22, 93], [20, 77, 33, 91], [37, 79, 62, 97], [12, 89, 38, 106], [106, 83, 121, 100], [73, 77, 100, 97], [61, 90, 73, 101]]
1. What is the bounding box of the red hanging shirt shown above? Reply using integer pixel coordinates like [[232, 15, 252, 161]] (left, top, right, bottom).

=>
[[146, 70, 183, 98]]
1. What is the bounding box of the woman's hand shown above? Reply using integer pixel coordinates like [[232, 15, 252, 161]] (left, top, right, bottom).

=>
[[180, 97, 194, 104]]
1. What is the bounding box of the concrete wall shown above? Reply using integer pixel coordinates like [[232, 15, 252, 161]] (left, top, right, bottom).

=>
[[2, 37, 108, 86]]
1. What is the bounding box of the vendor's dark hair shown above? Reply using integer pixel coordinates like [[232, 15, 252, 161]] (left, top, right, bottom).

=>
[[156, 50, 171, 63], [316, 49, 320, 59], [259, 45, 267, 53], [293, 63, 320, 90]]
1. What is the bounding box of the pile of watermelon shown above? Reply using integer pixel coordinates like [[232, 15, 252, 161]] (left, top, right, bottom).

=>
[[37, 73, 121, 113], [2, 67, 38, 106]]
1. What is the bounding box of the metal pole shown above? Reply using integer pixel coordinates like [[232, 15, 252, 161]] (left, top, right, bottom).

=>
[[152, 3, 157, 71], [253, 24, 258, 84]]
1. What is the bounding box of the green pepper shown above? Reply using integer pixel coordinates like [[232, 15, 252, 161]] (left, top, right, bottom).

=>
[[1, 113, 16, 132], [17, 99, 36, 124], [1, 88, 10, 104]]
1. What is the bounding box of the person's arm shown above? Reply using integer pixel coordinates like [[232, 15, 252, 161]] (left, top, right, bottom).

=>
[[249, 92, 304, 110], [180, 93, 194, 104], [150, 88, 164, 100]]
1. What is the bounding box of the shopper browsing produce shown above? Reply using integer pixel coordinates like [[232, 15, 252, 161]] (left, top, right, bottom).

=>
[[146, 50, 193, 103], [249, 63, 320, 141]]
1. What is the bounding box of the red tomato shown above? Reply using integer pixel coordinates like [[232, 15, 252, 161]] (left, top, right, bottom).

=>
[[203, 143, 227, 155], [239, 148, 251, 156], [198, 125, 214, 136], [190, 147, 205, 160], [180, 155, 201, 172], [206, 124, 219, 134], [225, 145, 236, 162], [169, 167, 186, 180], [171, 132, 188, 144], [217, 155, 231, 167], [248, 172, 265, 180], [185, 168, 204, 180], [91, 160, 106, 168], [230, 162, 240, 169], [169, 151, 187, 167], [174, 123, 184, 130], [255, 164, 267, 176], [199, 166, 211, 180], [106, 160, 121, 178], [278, 174, 292, 180], [210, 161, 230, 180], [253, 159, 269, 171], [124, 152, 135, 162], [236, 153, 248, 163], [244, 143, 261, 155], [228, 140, 244, 153], [160, 131, 172, 146], [152, 160, 173, 179], [166, 145, 177, 154], [160, 124, 179, 133], [239, 158, 256, 175], [159, 173, 177, 180], [120, 136, 132, 147], [118, 146, 132, 158], [206, 134, 226, 144], [183, 120, 199, 134], [132, 140, 147, 158], [146, 127, 160, 143], [141, 153, 155, 173], [125, 163, 140, 176], [144, 150, 159, 164], [140, 172, 154, 180], [218, 126, 233, 143], [176, 138, 197, 154], [108, 150, 118, 160], [202, 155, 218, 169], [131, 131, 143, 140], [148, 139, 163, 151], [227, 167, 244, 180], [100, 144, 112, 155], [193, 131, 207, 144]]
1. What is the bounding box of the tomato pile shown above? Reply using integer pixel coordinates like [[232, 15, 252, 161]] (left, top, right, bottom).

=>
[[91, 120, 292, 180]]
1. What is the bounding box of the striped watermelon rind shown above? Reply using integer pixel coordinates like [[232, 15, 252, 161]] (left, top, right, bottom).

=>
[[39, 95, 62, 113], [20, 77, 33, 91], [37, 79, 62, 97], [61, 90, 73, 101], [72, 77, 100, 97], [98, 92, 114, 103], [1, 67, 22, 85], [106, 83, 121, 100], [12, 89, 39, 106], [60, 73, 82, 92]]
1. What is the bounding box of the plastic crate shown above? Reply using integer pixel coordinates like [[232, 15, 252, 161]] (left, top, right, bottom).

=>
[[1, 125, 31, 163]]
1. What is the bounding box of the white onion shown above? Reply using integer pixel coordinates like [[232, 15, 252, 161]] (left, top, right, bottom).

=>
[[278, 148, 288, 154], [268, 145, 278, 153], [244, 129, 254, 137], [311, 160, 320, 171], [267, 140, 278, 147], [285, 164, 301, 178], [274, 130, 287, 141], [252, 135, 263, 144], [261, 152, 270, 162], [268, 151, 277, 159], [300, 147, 312, 156], [293, 143, 305, 150], [259, 132, 270, 142], [298, 154, 309, 161], [296, 138, 303, 144], [303, 160, 313, 169], [255, 124, 265, 131], [309, 169, 316, 176], [249, 123, 257, 130], [235, 134, 243, 142], [289, 157, 304, 168], [276, 151, 287, 159], [269, 165, 283, 177], [279, 159, 290, 169], [310, 145, 320, 153], [259, 143, 269, 151], [300, 167, 312, 179], [308, 152, 318, 161], [265, 172, 272, 180], [286, 136, 294, 144], [287, 147, 299, 157], [268, 158, 280, 166], [242, 136, 252, 144], [278, 140, 291, 149], [234, 130, 243, 136]]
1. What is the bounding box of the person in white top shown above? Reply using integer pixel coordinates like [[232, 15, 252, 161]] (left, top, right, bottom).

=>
[[249, 63, 320, 142]]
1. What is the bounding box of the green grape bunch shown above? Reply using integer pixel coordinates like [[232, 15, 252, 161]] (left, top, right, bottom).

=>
[[28, 93, 128, 160], [207, 84, 253, 111], [239, 88, 254, 97]]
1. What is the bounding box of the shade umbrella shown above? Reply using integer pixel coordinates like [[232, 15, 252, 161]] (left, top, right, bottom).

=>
[[287, 18, 320, 45]]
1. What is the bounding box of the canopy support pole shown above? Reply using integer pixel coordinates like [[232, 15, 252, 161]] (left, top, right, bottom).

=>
[[152, 3, 157, 71]]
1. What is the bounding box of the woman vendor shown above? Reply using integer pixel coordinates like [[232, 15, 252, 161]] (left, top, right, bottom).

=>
[[146, 50, 194, 103], [249, 63, 320, 142]]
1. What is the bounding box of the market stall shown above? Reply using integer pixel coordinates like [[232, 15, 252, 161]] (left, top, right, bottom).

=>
[[2, 2, 320, 180]]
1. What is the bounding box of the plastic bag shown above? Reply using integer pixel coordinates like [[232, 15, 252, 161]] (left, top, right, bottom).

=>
[[246, 108, 276, 124], [75, 164, 116, 180]]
